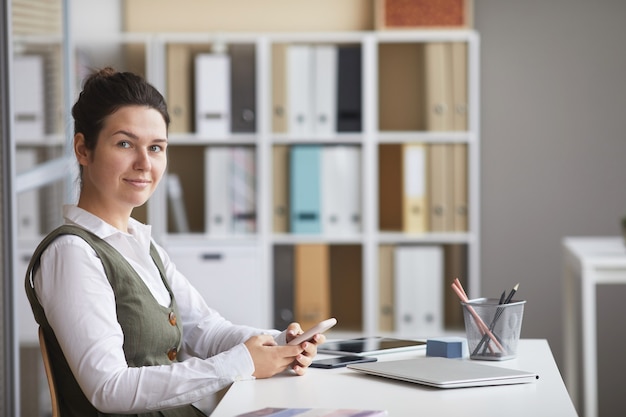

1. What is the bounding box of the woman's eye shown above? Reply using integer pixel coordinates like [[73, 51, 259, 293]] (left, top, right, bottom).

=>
[[118, 141, 131, 148], [150, 145, 163, 153]]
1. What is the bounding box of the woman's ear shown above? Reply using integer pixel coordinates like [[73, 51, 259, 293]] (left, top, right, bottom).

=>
[[74, 133, 90, 166]]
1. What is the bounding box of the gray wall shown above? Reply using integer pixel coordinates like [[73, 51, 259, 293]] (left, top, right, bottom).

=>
[[475, 0, 626, 413]]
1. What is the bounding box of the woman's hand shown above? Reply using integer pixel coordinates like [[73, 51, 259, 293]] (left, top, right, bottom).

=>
[[244, 334, 303, 378], [285, 322, 326, 375]]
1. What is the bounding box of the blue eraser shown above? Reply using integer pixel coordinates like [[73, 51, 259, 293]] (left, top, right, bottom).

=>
[[426, 337, 465, 358]]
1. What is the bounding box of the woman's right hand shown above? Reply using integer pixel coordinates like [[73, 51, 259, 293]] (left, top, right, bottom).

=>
[[244, 334, 303, 378]]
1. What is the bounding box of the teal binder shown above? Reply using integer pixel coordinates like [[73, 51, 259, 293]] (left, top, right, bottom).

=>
[[290, 145, 322, 234]]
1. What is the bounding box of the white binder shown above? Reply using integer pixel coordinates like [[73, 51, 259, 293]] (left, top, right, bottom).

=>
[[15, 149, 41, 238], [13, 55, 45, 142], [394, 245, 444, 337], [322, 145, 361, 235], [313, 45, 337, 135], [287, 45, 314, 135], [205, 146, 232, 235], [231, 146, 256, 234], [195, 53, 231, 136]]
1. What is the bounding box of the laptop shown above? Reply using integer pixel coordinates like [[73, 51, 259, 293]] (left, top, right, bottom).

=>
[[347, 357, 539, 389]]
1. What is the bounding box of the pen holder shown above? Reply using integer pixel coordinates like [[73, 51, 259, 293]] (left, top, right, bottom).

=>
[[461, 298, 526, 361]]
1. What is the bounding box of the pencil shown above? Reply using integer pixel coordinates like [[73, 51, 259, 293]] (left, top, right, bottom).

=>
[[475, 283, 520, 356]]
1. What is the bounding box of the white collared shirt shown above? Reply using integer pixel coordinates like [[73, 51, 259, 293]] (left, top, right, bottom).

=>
[[34, 205, 283, 413]]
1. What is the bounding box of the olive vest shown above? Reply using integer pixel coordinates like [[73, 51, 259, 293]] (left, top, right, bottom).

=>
[[25, 225, 206, 417]]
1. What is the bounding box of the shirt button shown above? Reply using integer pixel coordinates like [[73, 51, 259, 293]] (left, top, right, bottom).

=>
[[167, 347, 177, 361], [168, 311, 177, 326]]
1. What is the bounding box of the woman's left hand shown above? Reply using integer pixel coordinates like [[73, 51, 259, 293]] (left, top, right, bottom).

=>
[[285, 322, 326, 375]]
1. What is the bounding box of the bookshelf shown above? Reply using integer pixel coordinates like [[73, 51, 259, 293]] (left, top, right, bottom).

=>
[[133, 29, 481, 337], [18, 28, 479, 339]]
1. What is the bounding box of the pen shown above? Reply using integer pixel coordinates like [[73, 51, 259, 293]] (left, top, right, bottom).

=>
[[474, 283, 520, 356]]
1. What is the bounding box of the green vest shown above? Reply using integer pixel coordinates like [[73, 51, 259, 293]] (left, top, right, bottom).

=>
[[25, 225, 206, 417]]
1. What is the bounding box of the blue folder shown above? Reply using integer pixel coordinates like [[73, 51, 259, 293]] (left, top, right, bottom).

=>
[[289, 145, 322, 234]]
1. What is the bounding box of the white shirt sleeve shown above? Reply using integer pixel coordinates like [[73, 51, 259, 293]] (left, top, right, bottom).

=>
[[34, 235, 280, 413]]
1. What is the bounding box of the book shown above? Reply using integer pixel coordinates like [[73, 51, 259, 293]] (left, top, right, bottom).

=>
[[236, 407, 387, 417]]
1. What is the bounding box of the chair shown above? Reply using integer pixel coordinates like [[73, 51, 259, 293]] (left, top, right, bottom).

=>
[[38, 327, 60, 417]]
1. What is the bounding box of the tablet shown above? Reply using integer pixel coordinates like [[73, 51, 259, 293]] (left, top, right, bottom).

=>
[[318, 337, 426, 355]]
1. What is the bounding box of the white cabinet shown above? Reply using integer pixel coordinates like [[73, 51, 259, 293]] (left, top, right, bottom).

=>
[[165, 241, 267, 328]]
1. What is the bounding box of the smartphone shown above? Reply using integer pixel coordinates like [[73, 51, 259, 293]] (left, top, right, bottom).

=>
[[310, 355, 378, 369], [287, 318, 337, 345]]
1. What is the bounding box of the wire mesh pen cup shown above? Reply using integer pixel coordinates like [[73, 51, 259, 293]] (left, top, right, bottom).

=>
[[461, 298, 526, 361]]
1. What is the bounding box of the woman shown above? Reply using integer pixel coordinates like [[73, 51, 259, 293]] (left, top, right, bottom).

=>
[[25, 68, 324, 417]]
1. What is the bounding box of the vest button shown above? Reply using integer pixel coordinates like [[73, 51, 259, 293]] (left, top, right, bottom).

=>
[[168, 311, 177, 326], [167, 347, 177, 361]]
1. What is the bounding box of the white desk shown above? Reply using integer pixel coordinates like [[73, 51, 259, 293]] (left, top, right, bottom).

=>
[[562, 236, 626, 417], [210, 339, 576, 416]]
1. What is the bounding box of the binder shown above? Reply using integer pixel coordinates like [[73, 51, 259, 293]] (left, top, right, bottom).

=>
[[294, 244, 330, 330], [15, 149, 40, 238], [330, 245, 363, 331], [166, 44, 195, 133], [451, 143, 468, 231], [424, 42, 453, 131], [403, 143, 428, 233], [378, 244, 395, 332], [205, 146, 232, 234], [427, 143, 453, 232], [313, 45, 338, 135], [231, 146, 256, 234], [273, 245, 295, 329], [287, 44, 314, 135], [290, 145, 322, 234], [166, 173, 190, 234], [272, 144, 290, 233], [336, 45, 362, 132], [230, 44, 256, 133], [322, 145, 361, 235], [444, 244, 468, 330], [271, 44, 288, 133], [378, 43, 425, 131], [394, 245, 444, 337], [378, 144, 404, 231], [13, 55, 45, 142], [451, 42, 468, 131], [195, 53, 231, 136]]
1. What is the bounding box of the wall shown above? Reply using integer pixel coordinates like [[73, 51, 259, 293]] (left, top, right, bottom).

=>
[[475, 0, 626, 414]]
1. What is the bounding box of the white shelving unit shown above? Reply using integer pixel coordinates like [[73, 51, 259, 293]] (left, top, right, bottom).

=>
[[69, 29, 480, 336]]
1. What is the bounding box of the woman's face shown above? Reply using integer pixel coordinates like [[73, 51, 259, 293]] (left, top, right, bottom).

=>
[[75, 105, 168, 218]]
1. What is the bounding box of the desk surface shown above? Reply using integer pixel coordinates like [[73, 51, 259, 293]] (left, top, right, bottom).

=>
[[210, 339, 576, 417]]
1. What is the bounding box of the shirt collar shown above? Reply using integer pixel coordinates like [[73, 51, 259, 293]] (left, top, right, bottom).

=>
[[62, 204, 153, 250]]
